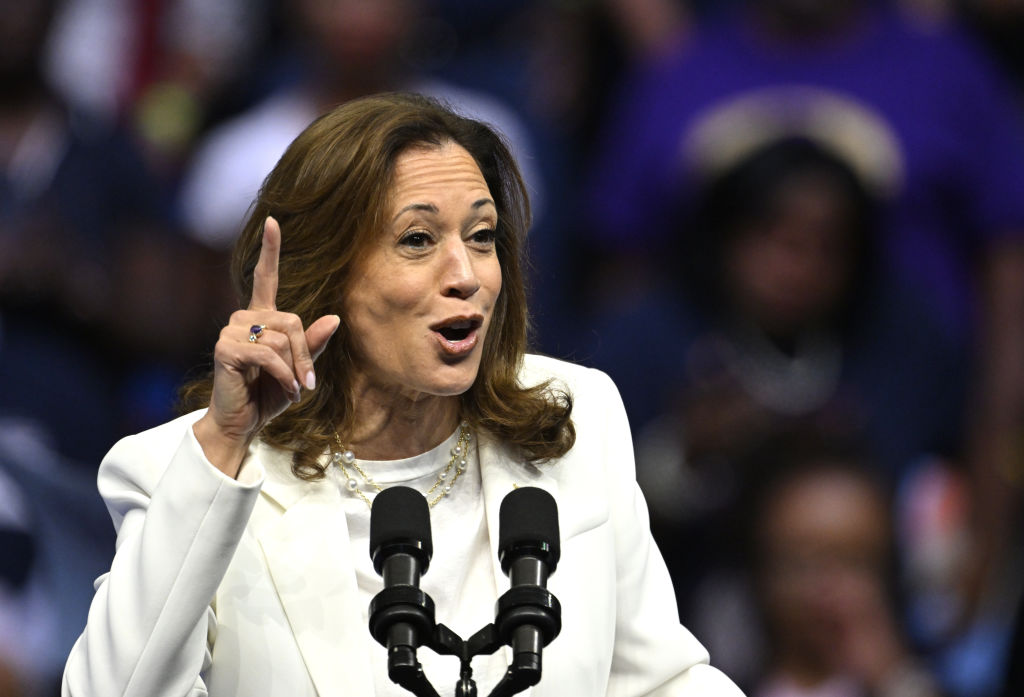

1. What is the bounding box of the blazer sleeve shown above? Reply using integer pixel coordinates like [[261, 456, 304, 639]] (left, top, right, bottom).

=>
[[62, 415, 263, 697], [594, 369, 745, 697]]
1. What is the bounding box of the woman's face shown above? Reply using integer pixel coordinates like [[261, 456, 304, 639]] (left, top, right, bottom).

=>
[[725, 176, 853, 336], [343, 142, 502, 402]]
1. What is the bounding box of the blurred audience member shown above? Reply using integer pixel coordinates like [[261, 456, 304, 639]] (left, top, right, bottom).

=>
[[43, 0, 281, 172], [587, 0, 1024, 347], [0, 467, 40, 697], [587, 140, 966, 687], [1, 0, 214, 462], [745, 441, 943, 697], [132, 0, 276, 164], [894, 457, 1012, 697], [0, 424, 112, 697], [592, 135, 962, 509], [42, 0, 137, 120]]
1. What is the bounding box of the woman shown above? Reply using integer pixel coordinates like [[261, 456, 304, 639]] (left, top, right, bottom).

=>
[[62, 93, 741, 696]]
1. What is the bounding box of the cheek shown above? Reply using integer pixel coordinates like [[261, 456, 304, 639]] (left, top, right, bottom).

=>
[[484, 259, 503, 302], [355, 275, 427, 323], [481, 265, 504, 337]]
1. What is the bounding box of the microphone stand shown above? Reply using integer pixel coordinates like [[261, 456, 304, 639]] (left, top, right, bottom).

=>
[[428, 619, 547, 697], [373, 608, 554, 697], [393, 571, 560, 697], [431, 623, 500, 697], [369, 486, 560, 697]]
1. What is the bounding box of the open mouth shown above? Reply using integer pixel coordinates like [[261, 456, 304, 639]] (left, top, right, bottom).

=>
[[439, 325, 472, 341], [433, 317, 482, 338], [431, 316, 483, 352]]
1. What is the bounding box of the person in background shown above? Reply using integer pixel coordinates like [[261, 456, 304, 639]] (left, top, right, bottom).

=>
[[744, 438, 943, 697], [0, 0, 211, 462], [588, 139, 965, 647]]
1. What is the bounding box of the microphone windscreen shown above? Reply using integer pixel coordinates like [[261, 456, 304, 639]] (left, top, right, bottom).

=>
[[369, 486, 433, 561], [498, 487, 560, 569]]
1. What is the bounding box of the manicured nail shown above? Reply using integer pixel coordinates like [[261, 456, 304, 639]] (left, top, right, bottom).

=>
[[291, 379, 300, 395], [305, 371, 316, 391]]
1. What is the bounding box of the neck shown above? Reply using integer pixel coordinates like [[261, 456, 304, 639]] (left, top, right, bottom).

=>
[[344, 384, 461, 461]]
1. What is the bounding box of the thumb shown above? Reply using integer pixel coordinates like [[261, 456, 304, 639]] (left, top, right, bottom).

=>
[[307, 314, 342, 361]]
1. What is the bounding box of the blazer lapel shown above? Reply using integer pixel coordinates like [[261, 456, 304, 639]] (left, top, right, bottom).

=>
[[254, 443, 375, 696]]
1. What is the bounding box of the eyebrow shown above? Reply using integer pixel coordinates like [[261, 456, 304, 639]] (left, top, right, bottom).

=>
[[392, 198, 496, 222]]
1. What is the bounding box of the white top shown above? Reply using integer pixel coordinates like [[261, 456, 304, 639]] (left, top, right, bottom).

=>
[[336, 427, 508, 695]]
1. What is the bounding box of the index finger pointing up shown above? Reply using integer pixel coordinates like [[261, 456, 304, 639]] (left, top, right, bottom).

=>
[[250, 216, 281, 310]]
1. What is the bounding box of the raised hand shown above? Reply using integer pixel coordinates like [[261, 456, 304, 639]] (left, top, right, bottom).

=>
[[193, 217, 341, 477]]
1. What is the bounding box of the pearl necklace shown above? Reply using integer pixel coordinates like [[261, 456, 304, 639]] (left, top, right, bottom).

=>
[[332, 422, 472, 509]]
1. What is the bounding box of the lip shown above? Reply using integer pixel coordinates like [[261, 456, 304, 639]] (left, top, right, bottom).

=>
[[430, 314, 484, 357]]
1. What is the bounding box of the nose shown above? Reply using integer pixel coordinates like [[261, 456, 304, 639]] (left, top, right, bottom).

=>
[[440, 237, 481, 299]]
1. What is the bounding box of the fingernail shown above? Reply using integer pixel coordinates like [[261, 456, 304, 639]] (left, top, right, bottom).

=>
[[305, 371, 316, 391], [292, 379, 300, 395]]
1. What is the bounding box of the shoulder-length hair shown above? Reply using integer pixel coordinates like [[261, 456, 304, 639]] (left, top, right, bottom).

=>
[[181, 92, 574, 479]]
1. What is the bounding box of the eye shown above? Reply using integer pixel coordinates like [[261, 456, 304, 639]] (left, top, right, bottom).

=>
[[469, 228, 497, 246], [399, 231, 433, 248]]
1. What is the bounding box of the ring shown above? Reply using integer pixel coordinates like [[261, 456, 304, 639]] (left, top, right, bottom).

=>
[[248, 324, 266, 343]]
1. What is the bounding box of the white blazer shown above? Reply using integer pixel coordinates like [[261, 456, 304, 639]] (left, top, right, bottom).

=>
[[63, 355, 743, 696]]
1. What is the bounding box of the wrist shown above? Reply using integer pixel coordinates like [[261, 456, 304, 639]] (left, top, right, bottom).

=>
[[193, 414, 251, 479]]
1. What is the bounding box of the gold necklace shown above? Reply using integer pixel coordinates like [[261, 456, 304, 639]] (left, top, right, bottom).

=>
[[332, 422, 472, 509]]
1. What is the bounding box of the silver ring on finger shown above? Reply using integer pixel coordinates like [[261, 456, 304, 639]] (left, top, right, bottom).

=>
[[248, 324, 267, 343]]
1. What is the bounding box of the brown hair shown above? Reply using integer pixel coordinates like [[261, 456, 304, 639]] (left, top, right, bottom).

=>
[[180, 92, 574, 479]]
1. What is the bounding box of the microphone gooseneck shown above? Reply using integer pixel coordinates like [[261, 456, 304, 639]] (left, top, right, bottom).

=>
[[368, 486, 441, 697], [491, 487, 562, 695]]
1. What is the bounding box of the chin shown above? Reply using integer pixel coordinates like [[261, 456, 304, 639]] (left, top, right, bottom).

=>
[[426, 362, 483, 397]]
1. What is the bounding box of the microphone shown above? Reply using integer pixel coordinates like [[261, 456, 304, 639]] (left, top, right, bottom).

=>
[[368, 486, 438, 692], [493, 487, 562, 690]]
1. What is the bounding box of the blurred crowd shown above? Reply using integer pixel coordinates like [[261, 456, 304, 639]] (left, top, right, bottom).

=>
[[2, 0, 1023, 695]]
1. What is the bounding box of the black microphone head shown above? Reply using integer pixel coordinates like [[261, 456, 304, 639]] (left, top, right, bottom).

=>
[[369, 486, 433, 574], [498, 487, 560, 574]]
